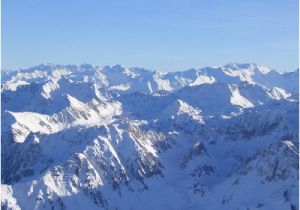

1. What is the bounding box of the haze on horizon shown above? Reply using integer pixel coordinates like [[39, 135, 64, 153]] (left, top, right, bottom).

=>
[[2, 0, 299, 72]]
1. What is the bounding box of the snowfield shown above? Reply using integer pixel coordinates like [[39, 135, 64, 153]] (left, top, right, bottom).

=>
[[1, 63, 299, 210]]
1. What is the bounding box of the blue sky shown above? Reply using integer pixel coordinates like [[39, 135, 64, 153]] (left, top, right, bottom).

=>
[[2, 0, 299, 71]]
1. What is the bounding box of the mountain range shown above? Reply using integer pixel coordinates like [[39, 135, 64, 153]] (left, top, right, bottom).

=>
[[1, 63, 299, 210]]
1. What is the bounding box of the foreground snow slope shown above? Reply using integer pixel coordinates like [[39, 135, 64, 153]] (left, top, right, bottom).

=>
[[1, 63, 299, 210]]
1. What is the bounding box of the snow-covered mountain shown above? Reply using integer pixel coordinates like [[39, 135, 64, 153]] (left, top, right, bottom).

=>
[[1, 63, 299, 210]]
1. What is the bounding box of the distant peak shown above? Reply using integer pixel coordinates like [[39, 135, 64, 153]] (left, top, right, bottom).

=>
[[79, 63, 94, 69], [111, 64, 125, 69], [222, 62, 272, 74], [103, 64, 126, 71], [40, 62, 54, 67]]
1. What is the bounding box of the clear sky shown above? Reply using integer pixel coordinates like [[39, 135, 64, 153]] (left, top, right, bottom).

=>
[[2, 0, 299, 72]]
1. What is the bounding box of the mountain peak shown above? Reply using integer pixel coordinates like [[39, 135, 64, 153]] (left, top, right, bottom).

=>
[[222, 62, 272, 74]]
